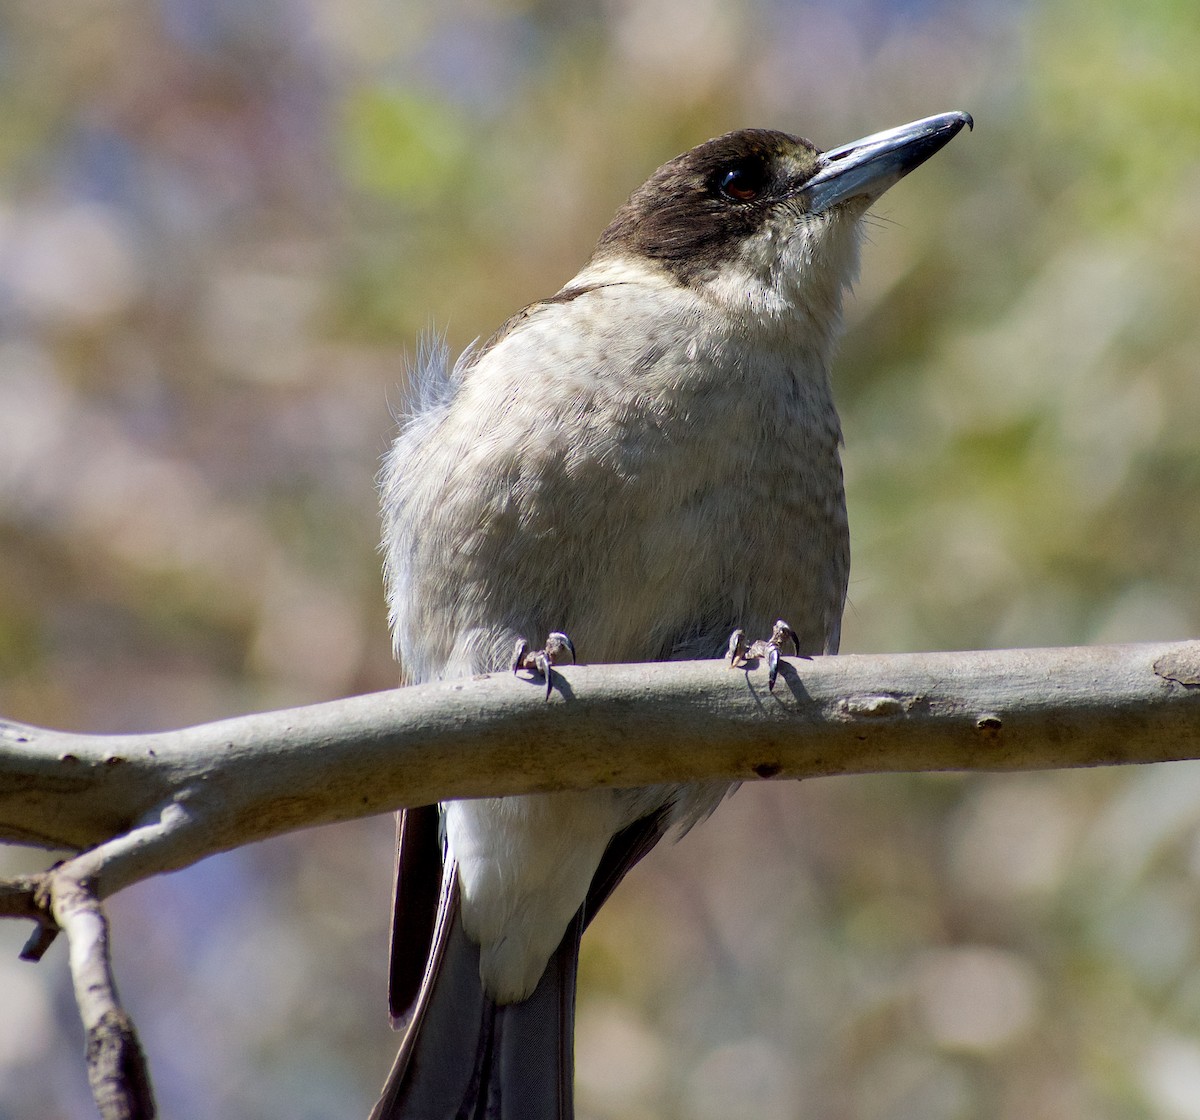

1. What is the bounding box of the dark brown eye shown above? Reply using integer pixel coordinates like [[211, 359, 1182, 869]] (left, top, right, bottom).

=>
[[718, 163, 766, 202]]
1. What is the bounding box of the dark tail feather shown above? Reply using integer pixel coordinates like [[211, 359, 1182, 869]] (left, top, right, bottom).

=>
[[389, 806, 445, 1027], [372, 899, 581, 1120]]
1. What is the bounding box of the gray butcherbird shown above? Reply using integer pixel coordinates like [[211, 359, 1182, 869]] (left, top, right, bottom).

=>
[[374, 110, 972, 1119]]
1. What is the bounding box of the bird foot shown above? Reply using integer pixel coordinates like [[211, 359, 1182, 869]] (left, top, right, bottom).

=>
[[726, 619, 801, 691], [512, 632, 577, 698]]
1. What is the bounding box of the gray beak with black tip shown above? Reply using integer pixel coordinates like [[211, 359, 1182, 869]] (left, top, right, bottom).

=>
[[801, 110, 973, 212]]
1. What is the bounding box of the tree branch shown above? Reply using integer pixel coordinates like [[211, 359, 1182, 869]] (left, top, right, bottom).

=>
[[55, 865, 155, 1120], [3, 639, 1200, 1118], [3, 640, 1200, 875]]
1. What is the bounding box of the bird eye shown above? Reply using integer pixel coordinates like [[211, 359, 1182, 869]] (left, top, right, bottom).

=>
[[718, 163, 766, 202]]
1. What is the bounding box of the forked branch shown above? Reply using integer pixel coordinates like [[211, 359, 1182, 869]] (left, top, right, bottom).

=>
[[2, 640, 1199, 1117]]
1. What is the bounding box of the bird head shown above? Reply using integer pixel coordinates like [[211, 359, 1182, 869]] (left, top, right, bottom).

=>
[[591, 111, 972, 340]]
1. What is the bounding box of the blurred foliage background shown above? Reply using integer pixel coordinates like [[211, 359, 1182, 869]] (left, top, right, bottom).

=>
[[1, 0, 1199, 1117]]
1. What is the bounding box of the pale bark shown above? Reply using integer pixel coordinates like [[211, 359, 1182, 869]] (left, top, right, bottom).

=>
[[3, 639, 1200, 1118], [4, 640, 1200, 881]]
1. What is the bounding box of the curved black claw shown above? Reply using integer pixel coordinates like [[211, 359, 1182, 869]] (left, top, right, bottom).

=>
[[513, 631, 576, 699], [726, 619, 802, 691], [726, 629, 749, 668], [766, 643, 781, 691]]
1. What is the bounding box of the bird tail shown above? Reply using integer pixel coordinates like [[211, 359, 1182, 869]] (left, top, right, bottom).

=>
[[370, 886, 581, 1120]]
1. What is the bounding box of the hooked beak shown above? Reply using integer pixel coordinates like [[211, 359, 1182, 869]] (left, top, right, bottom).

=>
[[800, 110, 973, 212]]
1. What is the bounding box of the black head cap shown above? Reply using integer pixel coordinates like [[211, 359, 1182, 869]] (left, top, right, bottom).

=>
[[594, 129, 820, 285], [591, 113, 972, 287]]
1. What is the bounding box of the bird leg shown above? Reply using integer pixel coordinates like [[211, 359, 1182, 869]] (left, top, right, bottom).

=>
[[726, 619, 801, 691], [512, 632, 577, 698]]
